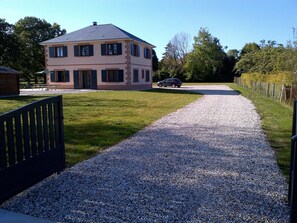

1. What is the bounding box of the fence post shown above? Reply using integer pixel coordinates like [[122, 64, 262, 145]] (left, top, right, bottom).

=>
[[272, 83, 275, 99]]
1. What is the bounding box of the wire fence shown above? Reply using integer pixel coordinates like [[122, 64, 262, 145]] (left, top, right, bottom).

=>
[[234, 77, 297, 104]]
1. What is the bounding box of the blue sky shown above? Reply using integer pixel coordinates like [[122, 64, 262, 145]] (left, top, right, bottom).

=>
[[1, 0, 297, 58]]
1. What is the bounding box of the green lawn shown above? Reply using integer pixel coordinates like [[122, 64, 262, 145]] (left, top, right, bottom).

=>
[[228, 83, 292, 178], [0, 89, 201, 166]]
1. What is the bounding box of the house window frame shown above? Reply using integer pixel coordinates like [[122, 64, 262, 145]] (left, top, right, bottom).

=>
[[50, 70, 69, 82], [74, 44, 94, 57], [145, 70, 150, 82], [55, 46, 64, 57], [80, 45, 90, 56], [101, 43, 122, 56], [130, 43, 140, 57], [144, 48, 151, 59], [102, 69, 124, 83], [107, 43, 118, 55], [49, 46, 67, 58], [133, 69, 139, 82]]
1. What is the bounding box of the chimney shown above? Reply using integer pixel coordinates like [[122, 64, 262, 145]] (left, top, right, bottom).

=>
[[93, 21, 97, 26]]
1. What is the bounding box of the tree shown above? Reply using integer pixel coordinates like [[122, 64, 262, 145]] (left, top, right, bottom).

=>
[[240, 42, 260, 57], [185, 27, 227, 82], [14, 17, 66, 83], [160, 32, 191, 81], [235, 40, 297, 76], [234, 42, 261, 75], [0, 19, 21, 68]]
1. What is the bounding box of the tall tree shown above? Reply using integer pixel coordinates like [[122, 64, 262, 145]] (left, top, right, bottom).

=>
[[185, 27, 227, 82], [160, 32, 191, 81], [0, 19, 21, 68], [14, 17, 66, 83]]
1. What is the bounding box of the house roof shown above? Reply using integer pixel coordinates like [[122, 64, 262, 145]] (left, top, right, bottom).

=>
[[40, 24, 155, 47], [0, 66, 20, 74]]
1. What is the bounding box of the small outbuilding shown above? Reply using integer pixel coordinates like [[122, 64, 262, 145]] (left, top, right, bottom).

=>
[[0, 66, 20, 96]]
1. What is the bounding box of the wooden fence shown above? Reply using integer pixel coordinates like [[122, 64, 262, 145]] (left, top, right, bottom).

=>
[[234, 77, 297, 103], [0, 95, 65, 204]]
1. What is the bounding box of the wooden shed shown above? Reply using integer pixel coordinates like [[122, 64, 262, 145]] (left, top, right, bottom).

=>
[[0, 66, 20, 96]]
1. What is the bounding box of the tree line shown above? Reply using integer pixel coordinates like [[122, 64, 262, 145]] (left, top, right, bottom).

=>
[[154, 28, 237, 82], [154, 28, 297, 83], [1, 17, 295, 84], [0, 17, 65, 83]]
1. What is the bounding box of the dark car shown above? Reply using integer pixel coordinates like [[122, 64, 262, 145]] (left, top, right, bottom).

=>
[[157, 78, 182, 88]]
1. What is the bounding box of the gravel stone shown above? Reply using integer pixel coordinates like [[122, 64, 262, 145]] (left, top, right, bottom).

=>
[[1, 85, 289, 222]]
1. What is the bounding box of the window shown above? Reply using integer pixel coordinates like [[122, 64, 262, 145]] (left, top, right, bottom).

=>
[[142, 69, 145, 79], [49, 46, 67, 58], [130, 43, 140, 57], [50, 70, 70, 82], [101, 69, 124, 82], [74, 45, 94, 57], [144, 48, 151, 59], [145, 70, 150, 82], [133, 69, 139, 82], [101, 43, 122, 55], [80, 45, 90, 56]]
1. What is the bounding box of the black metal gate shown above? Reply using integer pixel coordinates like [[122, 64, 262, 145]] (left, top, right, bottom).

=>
[[0, 95, 65, 204], [290, 100, 297, 222]]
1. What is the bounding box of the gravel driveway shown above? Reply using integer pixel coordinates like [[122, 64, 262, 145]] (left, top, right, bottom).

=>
[[1, 85, 289, 222]]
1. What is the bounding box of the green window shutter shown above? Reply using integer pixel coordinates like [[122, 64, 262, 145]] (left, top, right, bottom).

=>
[[101, 70, 107, 82], [65, 70, 70, 82], [118, 70, 124, 82], [117, 43, 122, 55], [89, 45, 94, 56], [91, 70, 97, 89], [63, 46, 68, 57], [74, 46, 79, 57], [49, 47, 55, 58], [101, 44, 106, 55], [50, 71, 55, 82], [74, 70, 79, 88]]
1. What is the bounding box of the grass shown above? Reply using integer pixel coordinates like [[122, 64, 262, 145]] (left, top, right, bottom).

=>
[[0, 89, 201, 167], [228, 83, 292, 178]]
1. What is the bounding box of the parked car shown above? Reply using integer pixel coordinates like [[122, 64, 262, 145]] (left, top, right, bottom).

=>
[[157, 78, 182, 88]]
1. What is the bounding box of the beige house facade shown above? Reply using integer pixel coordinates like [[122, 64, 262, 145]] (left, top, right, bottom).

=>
[[41, 23, 154, 90]]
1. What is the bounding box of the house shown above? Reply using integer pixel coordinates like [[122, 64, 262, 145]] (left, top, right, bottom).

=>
[[40, 22, 155, 90], [0, 66, 20, 96]]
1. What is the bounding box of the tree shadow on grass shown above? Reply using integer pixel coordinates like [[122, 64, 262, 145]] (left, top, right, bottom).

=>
[[143, 88, 201, 95], [146, 87, 240, 96]]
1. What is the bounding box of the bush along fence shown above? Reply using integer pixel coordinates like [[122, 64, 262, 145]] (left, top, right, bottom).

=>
[[234, 72, 297, 104], [0, 95, 65, 204]]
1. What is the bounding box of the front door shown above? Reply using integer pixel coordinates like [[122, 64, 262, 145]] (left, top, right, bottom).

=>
[[82, 70, 92, 89], [73, 70, 97, 89]]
